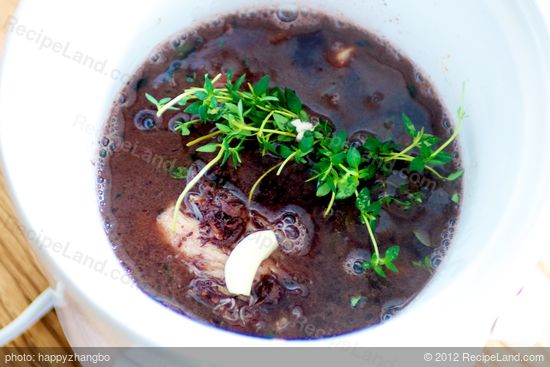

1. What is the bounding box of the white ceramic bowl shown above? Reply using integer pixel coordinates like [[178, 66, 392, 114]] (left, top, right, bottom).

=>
[[1, 0, 550, 352]]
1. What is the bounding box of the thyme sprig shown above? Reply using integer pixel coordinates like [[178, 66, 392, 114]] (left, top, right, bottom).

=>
[[147, 72, 464, 278]]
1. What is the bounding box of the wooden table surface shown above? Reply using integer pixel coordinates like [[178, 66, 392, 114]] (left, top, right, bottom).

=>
[[0, 0, 548, 356]]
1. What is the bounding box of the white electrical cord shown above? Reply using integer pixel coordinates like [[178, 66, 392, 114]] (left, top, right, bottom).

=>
[[0, 288, 57, 346]]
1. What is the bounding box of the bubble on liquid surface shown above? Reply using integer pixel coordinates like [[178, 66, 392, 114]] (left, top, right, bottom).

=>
[[168, 113, 191, 132], [334, 19, 346, 29], [280, 275, 309, 297], [276, 5, 299, 23], [134, 110, 158, 131], [282, 214, 296, 225], [149, 52, 165, 64], [284, 225, 300, 240], [440, 229, 453, 240], [343, 249, 371, 275], [239, 11, 257, 20], [171, 38, 182, 49], [430, 250, 444, 269], [168, 60, 183, 74], [381, 299, 407, 321], [349, 130, 370, 147], [273, 206, 313, 256], [366, 91, 384, 111], [439, 219, 456, 249]]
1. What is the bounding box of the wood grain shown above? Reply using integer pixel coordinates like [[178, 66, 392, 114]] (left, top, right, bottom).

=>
[[0, 0, 17, 55], [0, 0, 548, 355], [0, 173, 71, 348]]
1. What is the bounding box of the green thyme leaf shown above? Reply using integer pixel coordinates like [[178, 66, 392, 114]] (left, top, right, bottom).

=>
[[169, 166, 188, 180], [384, 246, 400, 262], [329, 130, 347, 153], [285, 88, 302, 114], [447, 169, 464, 181], [451, 191, 460, 204], [402, 113, 416, 137], [145, 93, 160, 107], [316, 182, 332, 197], [429, 151, 453, 166], [254, 75, 270, 96], [410, 156, 425, 172], [346, 147, 362, 168], [196, 143, 219, 153], [350, 295, 363, 309]]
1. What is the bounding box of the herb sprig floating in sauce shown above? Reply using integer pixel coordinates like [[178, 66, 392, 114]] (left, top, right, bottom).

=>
[[146, 72, 464, 278]]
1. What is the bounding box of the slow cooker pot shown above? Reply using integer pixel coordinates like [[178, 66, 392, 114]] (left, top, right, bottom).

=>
[[1, 0, 550, 357]]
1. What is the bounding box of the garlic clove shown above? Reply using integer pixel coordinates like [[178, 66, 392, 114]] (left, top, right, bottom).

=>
[[224, 230, 279, 296]]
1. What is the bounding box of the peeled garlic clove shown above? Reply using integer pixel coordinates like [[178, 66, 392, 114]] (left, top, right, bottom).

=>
[[224, 230, 279, 296]]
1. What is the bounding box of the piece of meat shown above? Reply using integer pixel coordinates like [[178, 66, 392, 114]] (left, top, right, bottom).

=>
[[186, 179, 249, 247], [157, 204, 272, 282], [156, 193, 311, 327]]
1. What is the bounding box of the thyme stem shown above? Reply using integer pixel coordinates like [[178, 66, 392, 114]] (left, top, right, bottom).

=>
[[172, 147, 225, 232]]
